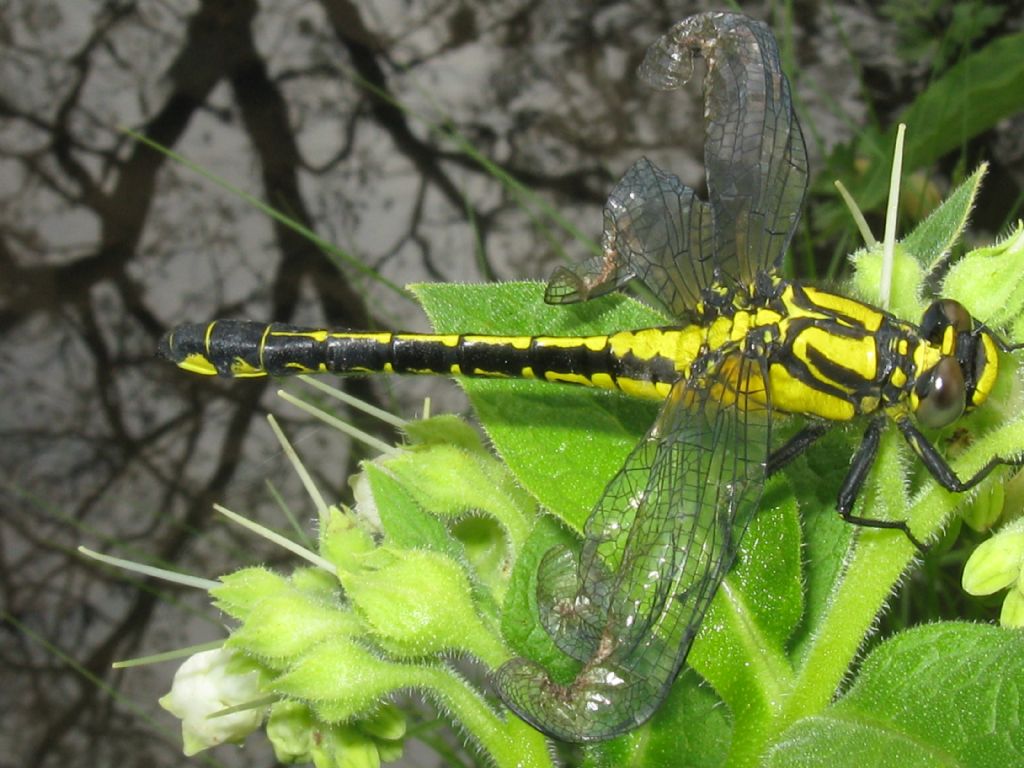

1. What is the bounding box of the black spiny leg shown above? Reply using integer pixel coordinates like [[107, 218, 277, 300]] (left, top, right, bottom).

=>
[[837, 416, 926, 550], [895, 416, 1024, 493], [767, 421, 828, 476]]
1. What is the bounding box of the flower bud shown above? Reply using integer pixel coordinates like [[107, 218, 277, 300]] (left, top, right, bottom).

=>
[[962, 530, 1024, 596], [273, 638, 413, 723], [320, 506, 376, 573], [961, 476, 1005, 533], [159, 648, 266, 756], [226, 572, 359, 664], [1000, 587, 1024, 630], [341, 548, 499, 660]]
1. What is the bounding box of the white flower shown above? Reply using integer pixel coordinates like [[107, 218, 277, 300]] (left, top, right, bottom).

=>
[[159, 648, 266, 755]]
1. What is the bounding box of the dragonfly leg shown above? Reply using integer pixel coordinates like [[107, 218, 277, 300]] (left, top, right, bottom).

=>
[[895, 416, 1024, 494], [836, 416, 927, 550], [766, 421, 828, 476]]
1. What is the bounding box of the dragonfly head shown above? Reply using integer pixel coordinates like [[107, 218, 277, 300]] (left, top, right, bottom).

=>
[[910, 299, 1000, 429]]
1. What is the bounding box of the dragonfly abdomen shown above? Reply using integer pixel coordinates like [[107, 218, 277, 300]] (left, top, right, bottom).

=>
[[158, 320, 691, 399]]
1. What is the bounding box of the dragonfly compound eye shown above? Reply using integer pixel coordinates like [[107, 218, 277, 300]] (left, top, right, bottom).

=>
[[920, 299, 972, 347], [914, 356, 967, 429]]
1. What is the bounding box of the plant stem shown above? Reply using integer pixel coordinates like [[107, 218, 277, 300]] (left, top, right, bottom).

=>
[[413, 666, 552, 768], [783, 433, 914, 719]]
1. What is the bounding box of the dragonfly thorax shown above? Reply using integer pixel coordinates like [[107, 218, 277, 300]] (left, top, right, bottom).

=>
[[749, 287, 1001, 429]]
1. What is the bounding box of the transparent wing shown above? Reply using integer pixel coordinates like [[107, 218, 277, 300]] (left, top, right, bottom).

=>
[[545, 12, 807, 315], [674, 13, 809, 290], [495, 347, 771, 741], [545, 159, 715, 317]]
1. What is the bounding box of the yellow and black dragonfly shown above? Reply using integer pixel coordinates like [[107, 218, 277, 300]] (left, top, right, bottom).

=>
[[159, 12, 1020, 743]]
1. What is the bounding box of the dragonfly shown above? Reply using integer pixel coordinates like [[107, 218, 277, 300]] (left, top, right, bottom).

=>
[[159, 12, 1021, 743]]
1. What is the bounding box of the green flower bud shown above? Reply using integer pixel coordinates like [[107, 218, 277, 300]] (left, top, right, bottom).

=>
[[321, 726, 380, 768], [213, 567, 289, 622], [267, 700, 316, 763], [273, 637, 414, 723], [376, 740, 403, 763], [226, 574, 359, 665], [1000, 587, 1024, 630], [848, 242, 925, 322], [292, 565, 344, 598], [266, 700, 406, 767], [403, 413, 488, 452], [961, 476, 1005, 533], [384, 444, 527, 525], [341, 547, 502, 661], [159, 648, 267, 756], [944, 222, 1024, 330], [320, 506, 377, 573], [962, 530, 1024, 595], [358, 703, 407, 742]]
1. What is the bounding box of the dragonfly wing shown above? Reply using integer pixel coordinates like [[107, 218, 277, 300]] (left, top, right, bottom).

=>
[[546, 12, 807, 315], [544, 160, 713, 316], [533, 542, 605, 662], [643, 12, 808, 284], [495, 347, 771, 741]]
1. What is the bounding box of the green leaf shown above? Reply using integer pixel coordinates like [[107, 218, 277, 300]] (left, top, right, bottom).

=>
[[414, 281, 664, 531], [687, 476, 801, 763], [362, 463, 461, 557], [898, 34, 1024, 170], [713, 477, 804, 648], [822, 33, 1024, 232], [764, 623, 1024, 767], [902, 164, 987, 273]]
